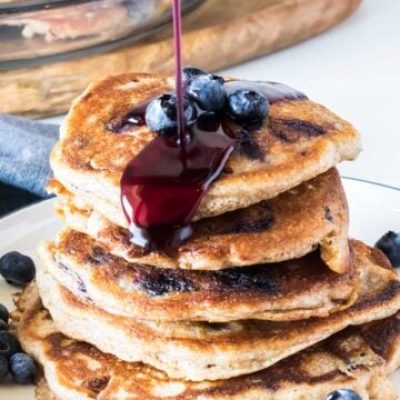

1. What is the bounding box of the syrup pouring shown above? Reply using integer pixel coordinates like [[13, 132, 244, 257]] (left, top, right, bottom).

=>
[[120, 0, 306, 254]]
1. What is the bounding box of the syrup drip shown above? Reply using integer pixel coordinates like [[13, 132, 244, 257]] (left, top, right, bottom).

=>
[[119, 80, 307, 254], [121, 113, 234, 253], [119, 2, 307, 254], [171, 0, 186, 144], [120, 0, 234, 254]]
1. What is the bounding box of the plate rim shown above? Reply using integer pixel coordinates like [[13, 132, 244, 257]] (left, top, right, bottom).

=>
[[341, 175, 400, 192]]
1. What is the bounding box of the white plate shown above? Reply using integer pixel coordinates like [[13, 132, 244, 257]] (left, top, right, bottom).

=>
[[0, 177, 399, 398]]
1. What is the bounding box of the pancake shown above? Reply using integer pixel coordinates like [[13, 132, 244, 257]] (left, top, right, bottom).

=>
[[35, 241, 400, 381], [38, 229, 360, 322], [36, 379, 59, 400], [50, 73, 361, 226], [51, 168, 350, 274], [16, 284, 399, 400]]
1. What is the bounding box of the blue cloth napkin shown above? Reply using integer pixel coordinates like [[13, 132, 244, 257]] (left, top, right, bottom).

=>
[[0, 114, 59, 198]]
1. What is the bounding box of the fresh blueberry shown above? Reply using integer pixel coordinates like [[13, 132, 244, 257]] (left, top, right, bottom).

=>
[[376, 231, 400, 268], [0, 355, 8, 383], [0, 331, 20, 359], [187, 75, 226, 111], [145, 93, 197, 134], [227, 89, 269, 122], [0, 320, 8, 332], [9, 353, 37, 384], [0, 251, 35, 286], [183, 67, 208, 82], [0, 304, 8, 323], [325, 389, 362, 400]]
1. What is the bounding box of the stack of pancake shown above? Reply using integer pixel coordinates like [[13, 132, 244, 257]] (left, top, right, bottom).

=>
[[15, 73, 400, 399]]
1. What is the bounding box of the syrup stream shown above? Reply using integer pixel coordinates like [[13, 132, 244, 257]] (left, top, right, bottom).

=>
[[119, 1, 307, 254], [171, 0, 186, 145], [120, 0, 235, 254]]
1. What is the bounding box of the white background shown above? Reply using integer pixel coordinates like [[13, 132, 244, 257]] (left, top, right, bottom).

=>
[[222, 0, 400, 188]]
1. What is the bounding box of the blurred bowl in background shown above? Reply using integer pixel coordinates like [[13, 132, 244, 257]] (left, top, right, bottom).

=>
[[0, 0, 203, 69], [0, 0, 362, 119]]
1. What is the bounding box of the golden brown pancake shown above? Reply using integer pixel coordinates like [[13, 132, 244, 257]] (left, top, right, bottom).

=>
[[36, 379, 59, 400], [38, 229, 361, 322], [16, 283, 400, 400], [51, 168, 350, 273], [50, 73, 361, 227], [35, 241, 400, 381]]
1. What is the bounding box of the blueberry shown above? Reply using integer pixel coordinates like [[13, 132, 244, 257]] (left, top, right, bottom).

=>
[[187, 75, 226, 111], [0, 304, 8, 323], [0, 251, 35, 286], [325, 389, 362, 400], [0, 355, 8, 383], [376, 231, 400, 268], [227, 89, 269, 122], [0, 331, 20, 359], [145, 93, 197, 134], [183, 67, 208, 82], [9, 353, 37, 384], [0, 320, 8, 332]]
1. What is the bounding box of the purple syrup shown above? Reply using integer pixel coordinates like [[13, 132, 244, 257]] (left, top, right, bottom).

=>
[[121, 113, 234, 253], [118, 79, 307, 254], [171, 0, 186, 144], [113, 80, 306, 136], [225, 81, 307, 104], [120, 0, 234, 254], [119, 1, 308, 254], [114, 80, 307, 133], [109, 102, 148, 133], [119, 90, 307, 254]]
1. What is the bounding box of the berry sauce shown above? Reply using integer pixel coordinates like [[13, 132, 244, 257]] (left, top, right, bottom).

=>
[[121, 113, 234, 253], [225, 80, 306, 104], [120, 0, 234, 254], [119, 1, 307, 254], [171, 0, 186, 144]]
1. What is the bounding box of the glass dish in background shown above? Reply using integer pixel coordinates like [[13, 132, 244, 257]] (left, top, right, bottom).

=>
[[0, 0, 203, 69]]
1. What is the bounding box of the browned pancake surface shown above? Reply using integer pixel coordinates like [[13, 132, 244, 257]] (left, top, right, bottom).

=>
[[15, 284, 400, 400], [33, 241, 400, 381], [39, 230, 361, 322], [52, 168, 350, 273]]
